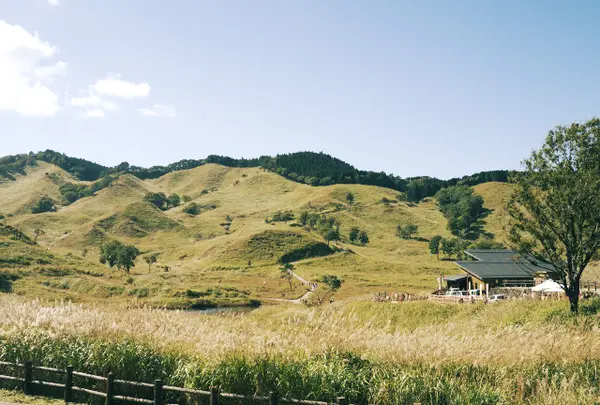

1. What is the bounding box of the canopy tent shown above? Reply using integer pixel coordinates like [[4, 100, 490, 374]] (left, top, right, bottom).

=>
[[531, 279, 564, 293]]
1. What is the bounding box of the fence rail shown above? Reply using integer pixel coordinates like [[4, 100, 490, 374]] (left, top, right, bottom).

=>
[[428, 295, 485, 303], [0, 360, 351, 405]]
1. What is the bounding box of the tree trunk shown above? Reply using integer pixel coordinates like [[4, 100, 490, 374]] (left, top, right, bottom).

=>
[[567, 283, 580, 313], [568, 291, 579, 313]]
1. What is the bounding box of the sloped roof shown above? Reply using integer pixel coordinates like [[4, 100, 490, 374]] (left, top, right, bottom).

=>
[[455, 261, 539, 280], [464, 250, 520, 262], [455, 249, 556, 281], [443, 274, 468, 282]]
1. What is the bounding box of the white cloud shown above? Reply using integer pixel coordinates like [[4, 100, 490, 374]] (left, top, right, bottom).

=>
[[137, 104, 176, 118], [34, 61, 67, 81], [83, 109, 105, 118], [0, 20, 61, 116], [69, 94, 117, 111], [48, 0, 60, 6], [93, 76, 151, 99]]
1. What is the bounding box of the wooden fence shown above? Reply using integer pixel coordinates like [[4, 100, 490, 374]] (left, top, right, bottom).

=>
[[581, 281, 599, 292], [0, 360, 353, 405], [428, 295, 485, 304]]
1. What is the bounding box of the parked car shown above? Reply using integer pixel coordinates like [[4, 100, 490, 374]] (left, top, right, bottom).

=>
[[446, 290, 468, 297], [489, 294, 506, 303]]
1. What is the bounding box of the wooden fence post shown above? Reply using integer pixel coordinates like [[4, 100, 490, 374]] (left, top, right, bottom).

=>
[[336, 397, 347, 405], [210, 386, 219, 405], [23, 361, 33, 395], [64, 365, 73, 403], [154, 379, 163, 405], [269, 391, 278, 405], [105, 372, 114, 405]]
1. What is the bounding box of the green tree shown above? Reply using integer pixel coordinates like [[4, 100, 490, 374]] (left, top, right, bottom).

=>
[[299, 211, 309, 226], [440, 238, 457, 259], [507, 118, 600, 313], [272, 211, 295, 222], [144, 192, 169, 210], [345, 192, 355, 204], [33, 227, 45, 243], [308, 214, 318, 229], [183, 202, 201, 216], [436, 186, 487, 240], [117, 245, 140, 273], [349, 227, 360, 243], [168, 193, 181, 208], [320, 177, 332, 186], [31, 196, 56, 214], [100, 240, 140, 273], [99, 240, 122, 268], [321, 274, 343, 292], [397, 224, 418, 239], [359, 230, 369, 245], [429, 235, 443, 259], [144, 253, 158, 273], [324, 228, 340, 245], [62, 190, 78, 204], [280, 263, 294, 291], [469, 238, 505, 250]]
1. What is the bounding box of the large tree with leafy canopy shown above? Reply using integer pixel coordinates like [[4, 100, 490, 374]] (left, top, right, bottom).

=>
[[507, 118, 600, 313], [100, 240, 140, 273]]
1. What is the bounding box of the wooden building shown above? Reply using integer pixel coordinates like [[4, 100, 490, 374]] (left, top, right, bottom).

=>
[[443, 249, 556, 293]]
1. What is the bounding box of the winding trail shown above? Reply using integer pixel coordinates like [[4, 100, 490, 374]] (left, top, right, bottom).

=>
[[267, 270, 317, 304], [291, 271, 311, 287]]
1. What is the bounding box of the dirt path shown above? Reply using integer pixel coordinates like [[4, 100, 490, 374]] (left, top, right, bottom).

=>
[[267, 289, 314, 304], [267, 270, 316, 304], [292, 271, 311, 286]]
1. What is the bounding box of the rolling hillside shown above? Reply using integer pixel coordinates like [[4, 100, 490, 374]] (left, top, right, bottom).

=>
[[0, 159, 512, 307]]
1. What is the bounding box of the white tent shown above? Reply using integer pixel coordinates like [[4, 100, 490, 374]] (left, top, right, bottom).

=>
[[531, 279, 565, 293]]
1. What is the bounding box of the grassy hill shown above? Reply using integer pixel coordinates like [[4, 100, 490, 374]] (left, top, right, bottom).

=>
[[0, 161, 510, 307]]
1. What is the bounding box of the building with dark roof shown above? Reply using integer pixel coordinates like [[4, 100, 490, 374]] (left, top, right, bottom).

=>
[[443, 249, 556, 291]]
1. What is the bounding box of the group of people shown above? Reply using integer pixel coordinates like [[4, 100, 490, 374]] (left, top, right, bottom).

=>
[[372, 292, 411, 302]]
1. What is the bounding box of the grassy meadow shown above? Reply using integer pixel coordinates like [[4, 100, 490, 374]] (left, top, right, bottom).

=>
[[3, 161, 600, 404], [0, 162, 476, 306], [1, 296, 600, 404]]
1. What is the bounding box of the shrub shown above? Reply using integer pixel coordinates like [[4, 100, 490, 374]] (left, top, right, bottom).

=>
[[396, 224, 418, 239], [183, 203, 201, 216], [31, 196, 56, 214], [358, 230, 369, 245], [271, 211, 295, 222]]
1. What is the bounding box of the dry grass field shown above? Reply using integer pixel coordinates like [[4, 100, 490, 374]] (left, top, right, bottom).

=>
[[1, 296, 600, 404]]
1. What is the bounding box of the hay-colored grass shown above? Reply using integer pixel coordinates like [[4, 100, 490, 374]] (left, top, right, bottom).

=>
[[1, 297, 600, 404]]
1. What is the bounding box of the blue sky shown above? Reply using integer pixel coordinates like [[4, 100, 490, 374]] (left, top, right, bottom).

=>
[[1, 0, 599, 178]]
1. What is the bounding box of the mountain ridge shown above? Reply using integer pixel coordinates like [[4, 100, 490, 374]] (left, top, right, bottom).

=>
[[1, 150, 514, 202]]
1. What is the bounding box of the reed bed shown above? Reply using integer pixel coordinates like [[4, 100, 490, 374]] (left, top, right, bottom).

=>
[[1, 296, 600, 404]]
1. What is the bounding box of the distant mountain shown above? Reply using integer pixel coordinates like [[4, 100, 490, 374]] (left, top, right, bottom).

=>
[[0, 150, 513, 201]]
